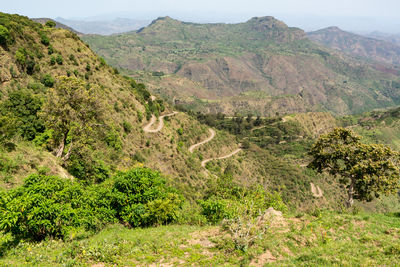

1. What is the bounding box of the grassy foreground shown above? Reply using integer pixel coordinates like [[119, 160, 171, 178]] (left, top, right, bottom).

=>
[[1, 210, 399, 266]]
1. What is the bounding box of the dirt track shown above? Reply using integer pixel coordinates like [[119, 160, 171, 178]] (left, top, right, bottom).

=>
[[201, 148, 242, 167], [143, 112, 178, 133], [189, 128, 216, 153]]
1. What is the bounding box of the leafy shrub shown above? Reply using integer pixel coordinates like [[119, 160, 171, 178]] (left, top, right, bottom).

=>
[[200, 197, 243, 223], [45, 20, 56, 28], [41, 74, 55, 87], [137, 111, 143, 122], [56, 54, 63, 65], [99, 57, 106, 67], [0, 90, 44, 140], [130, 80, 151, 101], [40, 32, 50, 46], [48, 45, 54, 55], [0, 168, 184, 241], [0, 116, 17, 144], [122, 121, 132, 133], [15, 48, 27, 66], [0, 174, 112, 240], [105, 128, 122, 151], [26, 58, 36, 75], [67, 155, 111, 184], [200, 175, 287, 223], [112, 168, 184, 227], [33, 129, 53, 148], [0, 25, 10, 46], [177, 128, 183, 135], [50, 56, 56, 65]]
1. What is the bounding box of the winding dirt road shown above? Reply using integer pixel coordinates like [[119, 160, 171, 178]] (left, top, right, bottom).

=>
[[143, 112, 178, 133], [189, 128, 216, 153], [201, 148, 242, 167]]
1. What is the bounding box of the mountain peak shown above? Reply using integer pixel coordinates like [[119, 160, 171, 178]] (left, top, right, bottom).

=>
[[247, 16, 288, 29], [149, 16, 176, 25], [325, 26, 343, 32]]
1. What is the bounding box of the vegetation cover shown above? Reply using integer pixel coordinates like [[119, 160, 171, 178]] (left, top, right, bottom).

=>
[[0, 12, 399, 266]]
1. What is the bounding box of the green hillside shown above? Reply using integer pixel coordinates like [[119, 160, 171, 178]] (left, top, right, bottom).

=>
[[0, 12, 400, 266], [84, 16, 400, 116]]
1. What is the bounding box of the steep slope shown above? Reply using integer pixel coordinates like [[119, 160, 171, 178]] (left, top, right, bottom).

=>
[[84, 16, 400, 116], [308, 26, 400, 65], [0, 12, 334, 208]]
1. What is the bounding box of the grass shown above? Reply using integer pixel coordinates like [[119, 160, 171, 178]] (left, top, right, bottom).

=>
[[1, 211, 399, 266]]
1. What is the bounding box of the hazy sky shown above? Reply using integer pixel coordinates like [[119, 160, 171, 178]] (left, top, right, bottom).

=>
[[2, 0, 400, 33]]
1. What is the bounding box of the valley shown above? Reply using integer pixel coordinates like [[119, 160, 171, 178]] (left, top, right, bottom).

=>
[[0, 11, 399, 267]]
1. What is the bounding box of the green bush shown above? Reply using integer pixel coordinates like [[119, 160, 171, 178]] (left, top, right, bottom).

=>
[[0, 25, 10, 46], [99, 57, 106, 67], [0, 168, 184, 241], [200, 175, 287, 223], [33, 129, 53, 148], [66, 155, 111, 184], [56, 54, 63, 65], [105, 128, 122, 151], [0, 174, 113, 241], [0, 90, 44, 140], [15, 48, 27, 66], [40, 33, 50, 46], [122, 121, 132, 133], [41, 74, 55, 87], [0, 116, 16, 144], [112, 168, 184, 227], [200, 197, 243, 223], [48, 45, 54, 55], [45, 20, 56, 28]]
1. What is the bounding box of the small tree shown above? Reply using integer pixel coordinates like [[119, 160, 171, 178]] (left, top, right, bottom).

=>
[[308, 128, 400, 207], [41, 76, 103, 160]]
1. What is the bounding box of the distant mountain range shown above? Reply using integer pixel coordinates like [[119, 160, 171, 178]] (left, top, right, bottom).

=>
[[55, 17, 150, 35], [365, 31, 400, 46], [83, 16, 400, 116], [308, 27, 400, 66]]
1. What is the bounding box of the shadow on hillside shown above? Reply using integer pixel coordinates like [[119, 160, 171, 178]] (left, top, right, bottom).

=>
[[0, 237, 21, 257]]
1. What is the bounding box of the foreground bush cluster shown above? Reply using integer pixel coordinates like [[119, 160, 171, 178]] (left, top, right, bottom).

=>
[[0, 168, 183, 240], [0, 168, 287, 242]]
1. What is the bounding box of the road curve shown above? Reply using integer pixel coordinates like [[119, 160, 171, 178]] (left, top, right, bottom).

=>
[[189, 128, 216, 153], [201, 148, 242, 167], [143, 112, 178, 133]]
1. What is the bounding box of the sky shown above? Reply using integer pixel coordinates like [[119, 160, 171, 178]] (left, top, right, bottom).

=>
[[2, 0, 400, 33]]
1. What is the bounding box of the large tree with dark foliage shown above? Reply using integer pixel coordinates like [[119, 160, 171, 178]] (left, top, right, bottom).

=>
[[308, 128, 400, 207]]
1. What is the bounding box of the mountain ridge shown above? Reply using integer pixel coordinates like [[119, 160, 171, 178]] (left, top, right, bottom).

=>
[[84, 16, 400, 116], [308, 26, 400, 65]]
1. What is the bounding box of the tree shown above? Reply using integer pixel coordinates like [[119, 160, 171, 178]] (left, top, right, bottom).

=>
[[1, 90, 44, 140], [45, 20, 56, 28], [0, 25, 10, 47], [41, 76, 103, 160], [308, 128, 400, 207]]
